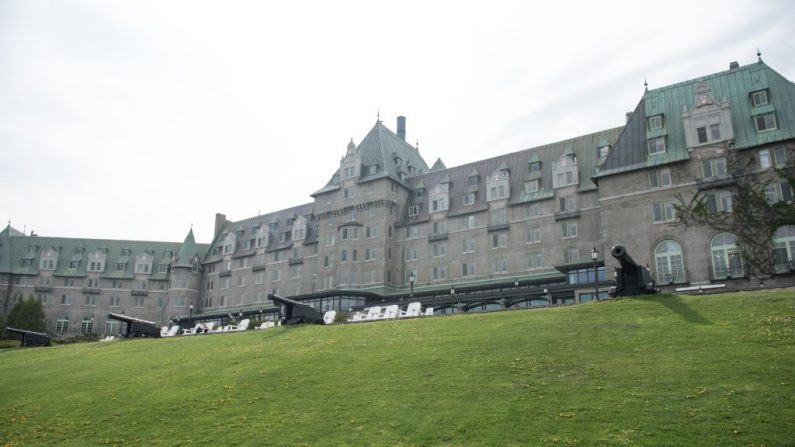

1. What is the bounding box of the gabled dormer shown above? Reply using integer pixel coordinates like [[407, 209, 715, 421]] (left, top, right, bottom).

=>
[[552, 150, 579, 188], [340, 139, 362, 180], [682, 82, 734, 149], [487, 165, 510, 201], [39, 248, 58, 271], [87, 250, 106, 272], [429, 175, 451, 213], [292, 215, 308, 241], [134, 253, 152, 274]]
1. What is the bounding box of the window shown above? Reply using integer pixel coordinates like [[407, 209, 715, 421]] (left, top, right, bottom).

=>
[[341, 227, 359, 241], [135, 263, 151, 274], [366, 225, 378, 238], [710, 233, 743, 279], [405, 225, 419, 240], [255, 273, 264, 285], [468, 175, 479, 186], [40, 259, 55, 270], [324, 255, 335, 268], [706, 191, 733, 214], [365, 247, 377, 261], [527, 204, 541, 218], [133, 296, 145, 307], [415, 189, 424, 199], [431, 220, 447, 235], [491, 209, 507, 225], [528, 252, 544, 269], [84, 295, 96, 306], [431, 265, 446, 281], [61, 294, 72, 305], [525, 180, 539, 194], [109, 295, 120, 306], [237, 276, 245, 287], [526, 226, 541, 244], [751, 89, 769, 107], [56, 318, 69, 333], [491, 232, 507, 249], [431, 198, 448, 212], [462, 262, 476, 277], [759, 149, 772, 169], [291, 266, 301, 279], [561, 221, 577, 238], [488, 185, 508, 200], [87, 278, 100, 288], [648, 114, 663, 130], [463, 193, 475, 205], [492, 257, 508, 274], [773, 225, 795, 273], [68, 260, 80, 270], [702, 158, 727, 179], [405, 246, 418, 261], [529, 162, 541, 174], [341, 249, 348, 263], [343, 187, 355, 199], [272, 269, 281, 281], [649, 168, 672, 188], [351, 249, 358, 262], [652, 201, 676, 223], [765, 182, 793, 204], [408, 205, 419, 217], [462, 215, 476, 230], [432, 243, 446, 258], [462, 238, 475, 254], [559, 197, 576, 212], [564, 248, 579, 264], [343, 166, 356, 179], [647, 137, 666, 155], [654, 240, 685, 284], [755, 113, 777, 132]]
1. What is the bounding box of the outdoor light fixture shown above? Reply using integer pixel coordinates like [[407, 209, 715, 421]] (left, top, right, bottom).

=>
[[189, 302, 194, 329], [90, 315, 95, 341], [450, 284, 455, 295], [514, 278, 519, 287], [409, 271, 416, 299], [591, 247, 599, 301]]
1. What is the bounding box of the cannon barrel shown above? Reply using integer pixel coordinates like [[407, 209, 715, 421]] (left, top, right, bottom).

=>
[[610, 245, 657, 296], [611, 245, 640, 271], [5, 327, 51, 347], [268, 293, 325, 325]]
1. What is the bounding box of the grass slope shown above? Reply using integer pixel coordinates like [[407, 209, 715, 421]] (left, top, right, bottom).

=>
[[1, 291, 793, 446]]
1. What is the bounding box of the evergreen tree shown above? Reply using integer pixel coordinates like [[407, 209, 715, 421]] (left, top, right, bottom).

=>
[[5, 296, 46, 332]]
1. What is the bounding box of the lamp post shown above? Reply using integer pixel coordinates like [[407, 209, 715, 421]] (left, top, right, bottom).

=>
[[409, 271, 416, 299], [189, 302, 194, 329], [90, 315, 95, 341], [591, 246, 599, 301]]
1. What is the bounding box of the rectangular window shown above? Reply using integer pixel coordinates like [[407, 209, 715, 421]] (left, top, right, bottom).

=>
[[649, 168, 672, 188], [773, 146, 788, 168], [110, 295, 120, 306], [564, 248, 579, 264], [343, 187, 354, 199], [364, 247, 377, 261], [340, 249, 348, 263], [366, 225, 378, 238], [561, 221, 577, 238], [528, 252, 544, 269], [492, 257, 508, 274], [415, 189, 424, 199], [56, 319, 69, 333], [765, 182, 794, 204], [272, 269, 281, 281], [651, 201, 676, 223], [696, 126, 708, 144], [751, 89, 769, 107], [462, 262, 476, 277], [525, 180, 539, 194], [702, 158, 727, 179], [706, 191, 733, 213], [84, 295, 96, 306], [468, 175, 479, 186], [408, 205, 419, 217], [405, 246, 418, 262], [462, 238, 475, 254], [405, 225, 419, 239], [527, 204, 541, 218], [133, 296, 145, 307], [431, 198, 447, 212], [526, 226, 541, 244], [647, 137, 666, 154], [431, 265, 446, 281], [709, 124, 721, 141], [432, 243, 446, 258], [432, 220, 447, 234], [648, 114, 663, 130], [559, 197, 576, 212], [491, 232, 507, 249], [759, 149, 772, 169], [491, 209, 507, 225], [237, 276, 245, 287], [755, 113, 777, 132], [463, 193, 475, 205], [61, 294, 72, 305]]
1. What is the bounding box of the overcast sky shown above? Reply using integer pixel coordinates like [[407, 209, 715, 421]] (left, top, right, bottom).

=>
[[2, 0, 794, 244]]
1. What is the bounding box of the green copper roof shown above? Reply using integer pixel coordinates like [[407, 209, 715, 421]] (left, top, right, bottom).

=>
[[173, 228, 199, 268], [597, 61, 795, 178], [430, 158, 446, 172]]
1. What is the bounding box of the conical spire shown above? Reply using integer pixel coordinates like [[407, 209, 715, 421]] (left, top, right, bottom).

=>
[[173, 228, 198, 268]]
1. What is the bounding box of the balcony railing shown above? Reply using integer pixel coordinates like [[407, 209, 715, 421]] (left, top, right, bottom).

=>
[[554, 210, 580, 221], [131, 289, 148, 296], [251, 264, 266, 272], [487, 223, 509, 233], [428, 232, 449, 242], [82, 287, 100, 294], [288, 257, 303, 265], [35, 285, 52, 292], [219, 270, 231, 277]]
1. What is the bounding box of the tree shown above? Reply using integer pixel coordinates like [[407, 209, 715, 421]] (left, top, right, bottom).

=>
[[674, 143, 795, 279], [5, 295, 46, 333]]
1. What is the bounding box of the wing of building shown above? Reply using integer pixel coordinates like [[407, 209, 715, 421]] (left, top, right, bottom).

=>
[[2, 58, 793, 337]]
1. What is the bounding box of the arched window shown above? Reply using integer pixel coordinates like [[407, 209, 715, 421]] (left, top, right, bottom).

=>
[[710, 233, 743, 279], [773, 225, 795, 273], [654, 240, 685, 284]]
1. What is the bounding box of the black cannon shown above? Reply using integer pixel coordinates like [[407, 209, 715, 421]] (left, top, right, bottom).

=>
[[5, 327, 51, 347], [107, 313, 162, 338], [611, 245, 657, 296], [268, 293, 325, 325]]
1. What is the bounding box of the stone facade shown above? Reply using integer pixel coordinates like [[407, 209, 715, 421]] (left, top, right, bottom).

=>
[[2, 59, 794, 337]]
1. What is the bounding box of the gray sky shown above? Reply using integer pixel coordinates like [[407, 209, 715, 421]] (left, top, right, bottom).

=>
[[2, 0, 794, 244]]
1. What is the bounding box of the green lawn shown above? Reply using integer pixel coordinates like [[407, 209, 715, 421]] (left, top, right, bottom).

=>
[[1, 290, 794, 446]]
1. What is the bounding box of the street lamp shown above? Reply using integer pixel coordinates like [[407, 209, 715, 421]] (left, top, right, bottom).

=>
[[90, 315, 95, 341], [409, 271, 416, 299], [450, 284, 455, 296], [591, 247, 599, 301], [189, 302, 194, 329]]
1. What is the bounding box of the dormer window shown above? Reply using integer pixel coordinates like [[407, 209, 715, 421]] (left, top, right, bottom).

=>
[[647, 114, 664, 131], [683, 83, 733, 147], [525, 180, 539, 194], [751, 89, 769, 107], [529, 162, 541, 174], [368, 165, 378, 175], [702, 157, 727, 179], [415, 189, 424, 199], [755, 113, 777, 132], [648, 137, 666, 155], [468, 175, 480, 186], [342, 165, 356, 179], [696, 124, 721, 144], [408, 205, 419, 217], [597, 145, 610, 160]]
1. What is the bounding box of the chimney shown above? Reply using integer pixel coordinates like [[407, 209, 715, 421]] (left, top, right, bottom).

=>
[[397, 116, 406, 141], [729, 61, 739, 70], [214, 213, 227, 237], [625, 112, 633, 123]]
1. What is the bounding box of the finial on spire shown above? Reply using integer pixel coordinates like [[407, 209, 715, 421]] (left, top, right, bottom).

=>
[[644, 77, 648, 91], [415, 139, 419, 150], [377, 109, 381, 122], [757, 47, 762, 62]]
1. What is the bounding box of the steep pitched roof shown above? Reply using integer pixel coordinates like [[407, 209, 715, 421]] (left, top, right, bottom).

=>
[[173, 228, 199, 268], [313, 120, 430, 195], [430, 158, 446, 172], [597, 60, 795, 178]]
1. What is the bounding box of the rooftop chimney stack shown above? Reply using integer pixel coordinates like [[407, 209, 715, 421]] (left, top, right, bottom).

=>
[[397, 116, 406, 141], [729, 61, 739, 70]]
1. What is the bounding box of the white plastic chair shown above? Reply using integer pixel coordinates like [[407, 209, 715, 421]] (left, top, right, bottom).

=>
[[364, 306, 382, 320], [424, 307, 434, 316], [382, 305, 399, 319], [323, 310, 337, 324], [228, 319, 250, 332], [400, 302, 422, 318]]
